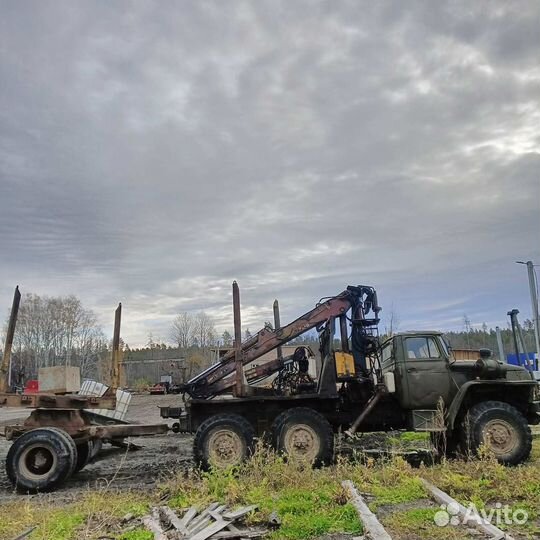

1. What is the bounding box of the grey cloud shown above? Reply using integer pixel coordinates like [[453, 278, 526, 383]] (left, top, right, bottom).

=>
[[1, 1, 538, 346]]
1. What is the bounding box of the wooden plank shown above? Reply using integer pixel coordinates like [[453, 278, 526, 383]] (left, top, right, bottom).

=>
[[188, 516, 213, 536], [342, 480, 392, 540], [11, 527, 37, 540], [421, 479, 515, 540], [160, 506, 188, 535], [222, 505, 258, 520], [190, 519, 232, 540], [142, 509, 167, 540], [212, 529, 267, 539], [179, 506, 198, 529], [187, 503, 220, 533]]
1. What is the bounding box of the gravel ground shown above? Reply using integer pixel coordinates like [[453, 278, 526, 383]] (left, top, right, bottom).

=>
[[0, 394, 193, 502], [0, 394, 435, 503]]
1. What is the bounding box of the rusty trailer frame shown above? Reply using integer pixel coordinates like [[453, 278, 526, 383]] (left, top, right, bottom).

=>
[[0, 288, 169, 493]]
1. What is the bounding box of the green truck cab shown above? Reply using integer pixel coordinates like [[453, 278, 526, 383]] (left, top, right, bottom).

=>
[[380, 331, 540, 464]]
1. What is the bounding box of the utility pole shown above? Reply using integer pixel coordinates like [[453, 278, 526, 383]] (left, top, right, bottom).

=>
[[516, 261, 540, 367]]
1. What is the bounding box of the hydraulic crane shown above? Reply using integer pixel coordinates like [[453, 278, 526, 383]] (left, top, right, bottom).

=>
[[179, 283, 381, 398]]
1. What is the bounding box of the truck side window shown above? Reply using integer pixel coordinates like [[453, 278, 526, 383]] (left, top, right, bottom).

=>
[[405, 337, 441, 359], [381, 341, 393, 365]]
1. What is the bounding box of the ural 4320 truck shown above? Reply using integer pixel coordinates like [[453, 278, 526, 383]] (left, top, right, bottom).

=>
[[162, 283, 540, 468]]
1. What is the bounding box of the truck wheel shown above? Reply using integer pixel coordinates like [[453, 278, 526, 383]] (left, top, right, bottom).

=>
[[193, 414, 255, 469], [461, 401, 532, 465], [6, 427, 76, 493], [271, 407, 334, 466]]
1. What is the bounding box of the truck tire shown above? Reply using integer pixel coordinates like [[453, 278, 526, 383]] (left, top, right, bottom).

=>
[[271, 407, 334, 466], [193, 414, 255, 469], [461, 400, 532, 465], [6, 427, 77, 493]]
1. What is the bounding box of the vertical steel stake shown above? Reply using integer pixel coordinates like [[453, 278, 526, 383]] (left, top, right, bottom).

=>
[[273, 299, 283, 361], [1, 286, 21, 393], [111, 303, 122, 388], [233, 281, 244, 396]]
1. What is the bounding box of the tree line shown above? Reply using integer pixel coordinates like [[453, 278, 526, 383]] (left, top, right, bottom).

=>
[[3, 294, 538, 389], [1, 293, 108, 383]]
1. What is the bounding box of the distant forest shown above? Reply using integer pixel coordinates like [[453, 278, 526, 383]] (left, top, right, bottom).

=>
[[2, 292, 537, 388]]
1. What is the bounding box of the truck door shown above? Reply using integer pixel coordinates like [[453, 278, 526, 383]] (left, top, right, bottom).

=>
[[400, 336, 452, 409]]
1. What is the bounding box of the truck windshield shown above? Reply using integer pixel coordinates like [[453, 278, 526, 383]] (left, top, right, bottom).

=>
[[440, 336, 450, 356]]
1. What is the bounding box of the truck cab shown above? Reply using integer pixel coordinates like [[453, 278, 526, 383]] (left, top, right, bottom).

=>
[[381, 332, 454, 410], [379, 331, 539, 463]]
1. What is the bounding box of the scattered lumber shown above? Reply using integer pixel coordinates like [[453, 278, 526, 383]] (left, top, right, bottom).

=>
[[140, 503, 266, 540], [11, 527, 37, 540], [421, 479, 515, 540], [342, 480, 392, 540]]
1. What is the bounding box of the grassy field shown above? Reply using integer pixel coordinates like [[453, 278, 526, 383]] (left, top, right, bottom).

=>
[[1, 437, 539, 540]]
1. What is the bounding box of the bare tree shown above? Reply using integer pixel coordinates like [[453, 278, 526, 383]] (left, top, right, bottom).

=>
[[170, 312, 194, 349], [384, 305, 400, 337], [193, 312, 216, 349], [4, 292, 106, 379]]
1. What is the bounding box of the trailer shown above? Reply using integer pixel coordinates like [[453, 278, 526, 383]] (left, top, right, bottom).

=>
[[0, 288, 168, 493]]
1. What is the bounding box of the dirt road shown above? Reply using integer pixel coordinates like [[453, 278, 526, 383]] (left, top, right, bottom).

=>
[[0, 394, 434, 503], [0, 394, 193, 502]]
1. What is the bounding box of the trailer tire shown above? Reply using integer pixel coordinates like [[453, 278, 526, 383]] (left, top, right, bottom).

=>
[[6, 427, 76, 493], [461, 400, 532, 465], [271, 407, 334, 466], [89, 439, 102, 460], [74, 441, 92, 473], [193, 414, 255, 469]]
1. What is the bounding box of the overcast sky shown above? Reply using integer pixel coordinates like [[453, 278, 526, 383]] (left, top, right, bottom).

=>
[[1, 1, 539, 347]]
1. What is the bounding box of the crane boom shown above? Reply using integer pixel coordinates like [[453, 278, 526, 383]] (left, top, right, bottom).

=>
[[181, 285, 380, 398]]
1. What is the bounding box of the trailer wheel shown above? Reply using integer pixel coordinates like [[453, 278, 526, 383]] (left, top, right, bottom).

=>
[[6, 427, 76, 493], [194, 414, 255, 469], [271, 407, 334, 466], [461, 400, 532, 465], [74, 441, 92, 473], [89, 439, 102, 460]]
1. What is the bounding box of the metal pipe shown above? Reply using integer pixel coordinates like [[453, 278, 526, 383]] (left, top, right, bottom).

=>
[[516, 317, 533, 369], [111, 303, 122, 388], [495, 326, 505, 363], [233, 281, 244, 396], [526, 261, 540, 368], [1, 286, 21, 393], [339, 314, 349, 353], [508, 309, 521, 365], [273, 299, 283, 361], [345, 385, 385, 437], [517, 261, 540, 366]]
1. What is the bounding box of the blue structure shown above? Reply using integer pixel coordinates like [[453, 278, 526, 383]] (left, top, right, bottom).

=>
[[506, 352, 538, 371]]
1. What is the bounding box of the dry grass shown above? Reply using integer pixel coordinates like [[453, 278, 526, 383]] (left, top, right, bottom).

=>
[[1, 437, 539, 540]]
